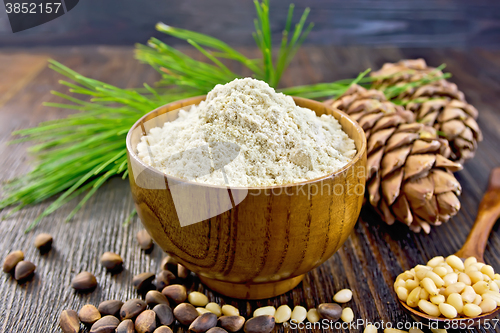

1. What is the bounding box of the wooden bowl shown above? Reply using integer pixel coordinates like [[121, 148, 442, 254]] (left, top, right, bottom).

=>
[[126, 96, 367, 299]]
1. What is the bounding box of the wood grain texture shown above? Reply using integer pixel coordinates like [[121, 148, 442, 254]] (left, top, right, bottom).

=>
[[0, 46, 499, 332], [0, 0, 499, 48], [127, 96, 366, 299]]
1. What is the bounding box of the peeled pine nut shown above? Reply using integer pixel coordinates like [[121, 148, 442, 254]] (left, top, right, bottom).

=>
[[430, 329, 447, 333], [396, 287, 408, 302], [419, 288, 429, 300], [196, 307, 211, 315], [446, 255, 464, 271], [461, 286, 476, 304], [364, 324, 378, 333], [443, 273, 458, 287], [394, 279, 406, 289], [469, 271, 484, 284], [463, 303, 482, 317], [433, 266, 448, 278], [253, 306, 276, 317], [473, 281, 489, 295], [405, 279, 419, 291], [442, 264, 453, 274], [458, 273, 471, 285], [438, 302, 457, 319], [418, 300, 441, 317], [430, 294, 445, 305], [333, 289, 353, 303], [205, 302, 221, 317], [407, 287, 421, 307], [306, 308, 320, 323], [425, 271, 444, 288], [483, 292, 500, 306], [409, 328, 424, 333], [480, 298, 497, 313], [415, 266, 431, 280], [443, 282, 465, 296], [481, 265, 495, 279], [421, 278, 439, 296], [490, 280, 500, 292], [427, 256, 444, 267], [274, 305, 291, 323], [465, 265, 478, 275], [341, 307, 354, 323], [221, 304, 239, 317], [188, 291, 209, 307], [290, 306, 307, 323], [384, 329, 408, 333], [473, 294, 482, 305], [464, 257, 477, 267], [447, 293, 464, 314]]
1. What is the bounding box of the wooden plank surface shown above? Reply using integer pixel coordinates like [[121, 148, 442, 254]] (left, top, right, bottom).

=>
[[0, 46, 500, 333]]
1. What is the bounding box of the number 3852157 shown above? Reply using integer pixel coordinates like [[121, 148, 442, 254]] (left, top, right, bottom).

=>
[[5, 3, 62, 14]]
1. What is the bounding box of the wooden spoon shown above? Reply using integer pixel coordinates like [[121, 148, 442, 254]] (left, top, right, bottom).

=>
[[400, 167, 500, 327]]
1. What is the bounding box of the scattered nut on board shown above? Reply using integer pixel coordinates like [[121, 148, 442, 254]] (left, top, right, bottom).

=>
[[395, 255, 500, 318]]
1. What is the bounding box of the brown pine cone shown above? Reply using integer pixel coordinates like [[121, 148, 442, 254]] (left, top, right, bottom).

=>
[[371, 59, 482, 164], [327, 85, 463, 233]]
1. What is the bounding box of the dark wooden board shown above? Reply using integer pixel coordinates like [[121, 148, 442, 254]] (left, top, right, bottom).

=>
[[1, 0, 500, 48], [0, 46, 500, 333]]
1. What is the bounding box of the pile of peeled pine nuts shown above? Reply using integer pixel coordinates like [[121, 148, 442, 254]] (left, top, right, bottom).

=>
[[394, 255, 500, 319]]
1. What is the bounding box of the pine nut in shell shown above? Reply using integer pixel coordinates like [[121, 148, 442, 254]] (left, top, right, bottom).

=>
[[154, 327, 174, 333], [132, 272, 155, 290], [100, 252, 123, 271], [153, 304, 174, 326], [98, 300, 123, 317], [173, 303, 198, 326], [14, 260, 36, 281], [2, 250, 24, 273], [306, 308, 320, 323], [221, 304, 239, 316], [34, 233, 53, 252], [317, 303, 342, 321], [78, 304, 101, 325], [162, 284, 187, 304], [341, 307, 354, 323], [116, 319, 135, 333], [59, 309, 81, 333], [189, 312, 218, 333], [244, 315, 275, 333], [274, 305, 291, 323], [120, 299, 147, 320], [218, 316, 245, 332], [145, 290, 169, 307], [290, 306, 307, 323], [188, 291, 209, 307], [72, 271, 97, 292], [207, 328, 228, 333], [156, 270, 176, 291], [135, 310, 157, 333], [90, 315, 120, 333], [137, 229, 154, 250]]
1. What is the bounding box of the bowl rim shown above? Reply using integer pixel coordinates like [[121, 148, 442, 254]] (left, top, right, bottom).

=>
[[126, 95, 367, 190]]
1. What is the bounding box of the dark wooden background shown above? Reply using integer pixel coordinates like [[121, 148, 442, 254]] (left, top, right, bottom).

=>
[[1, 0, 500, 48], [0, 45, 500, 333]]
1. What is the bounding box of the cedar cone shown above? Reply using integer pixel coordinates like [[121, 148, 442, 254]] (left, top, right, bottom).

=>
[[371, 58, 482, 164], [326, 85, 463, 233]]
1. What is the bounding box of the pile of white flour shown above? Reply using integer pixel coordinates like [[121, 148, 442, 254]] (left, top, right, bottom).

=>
[[137, 78, 356, 187]]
